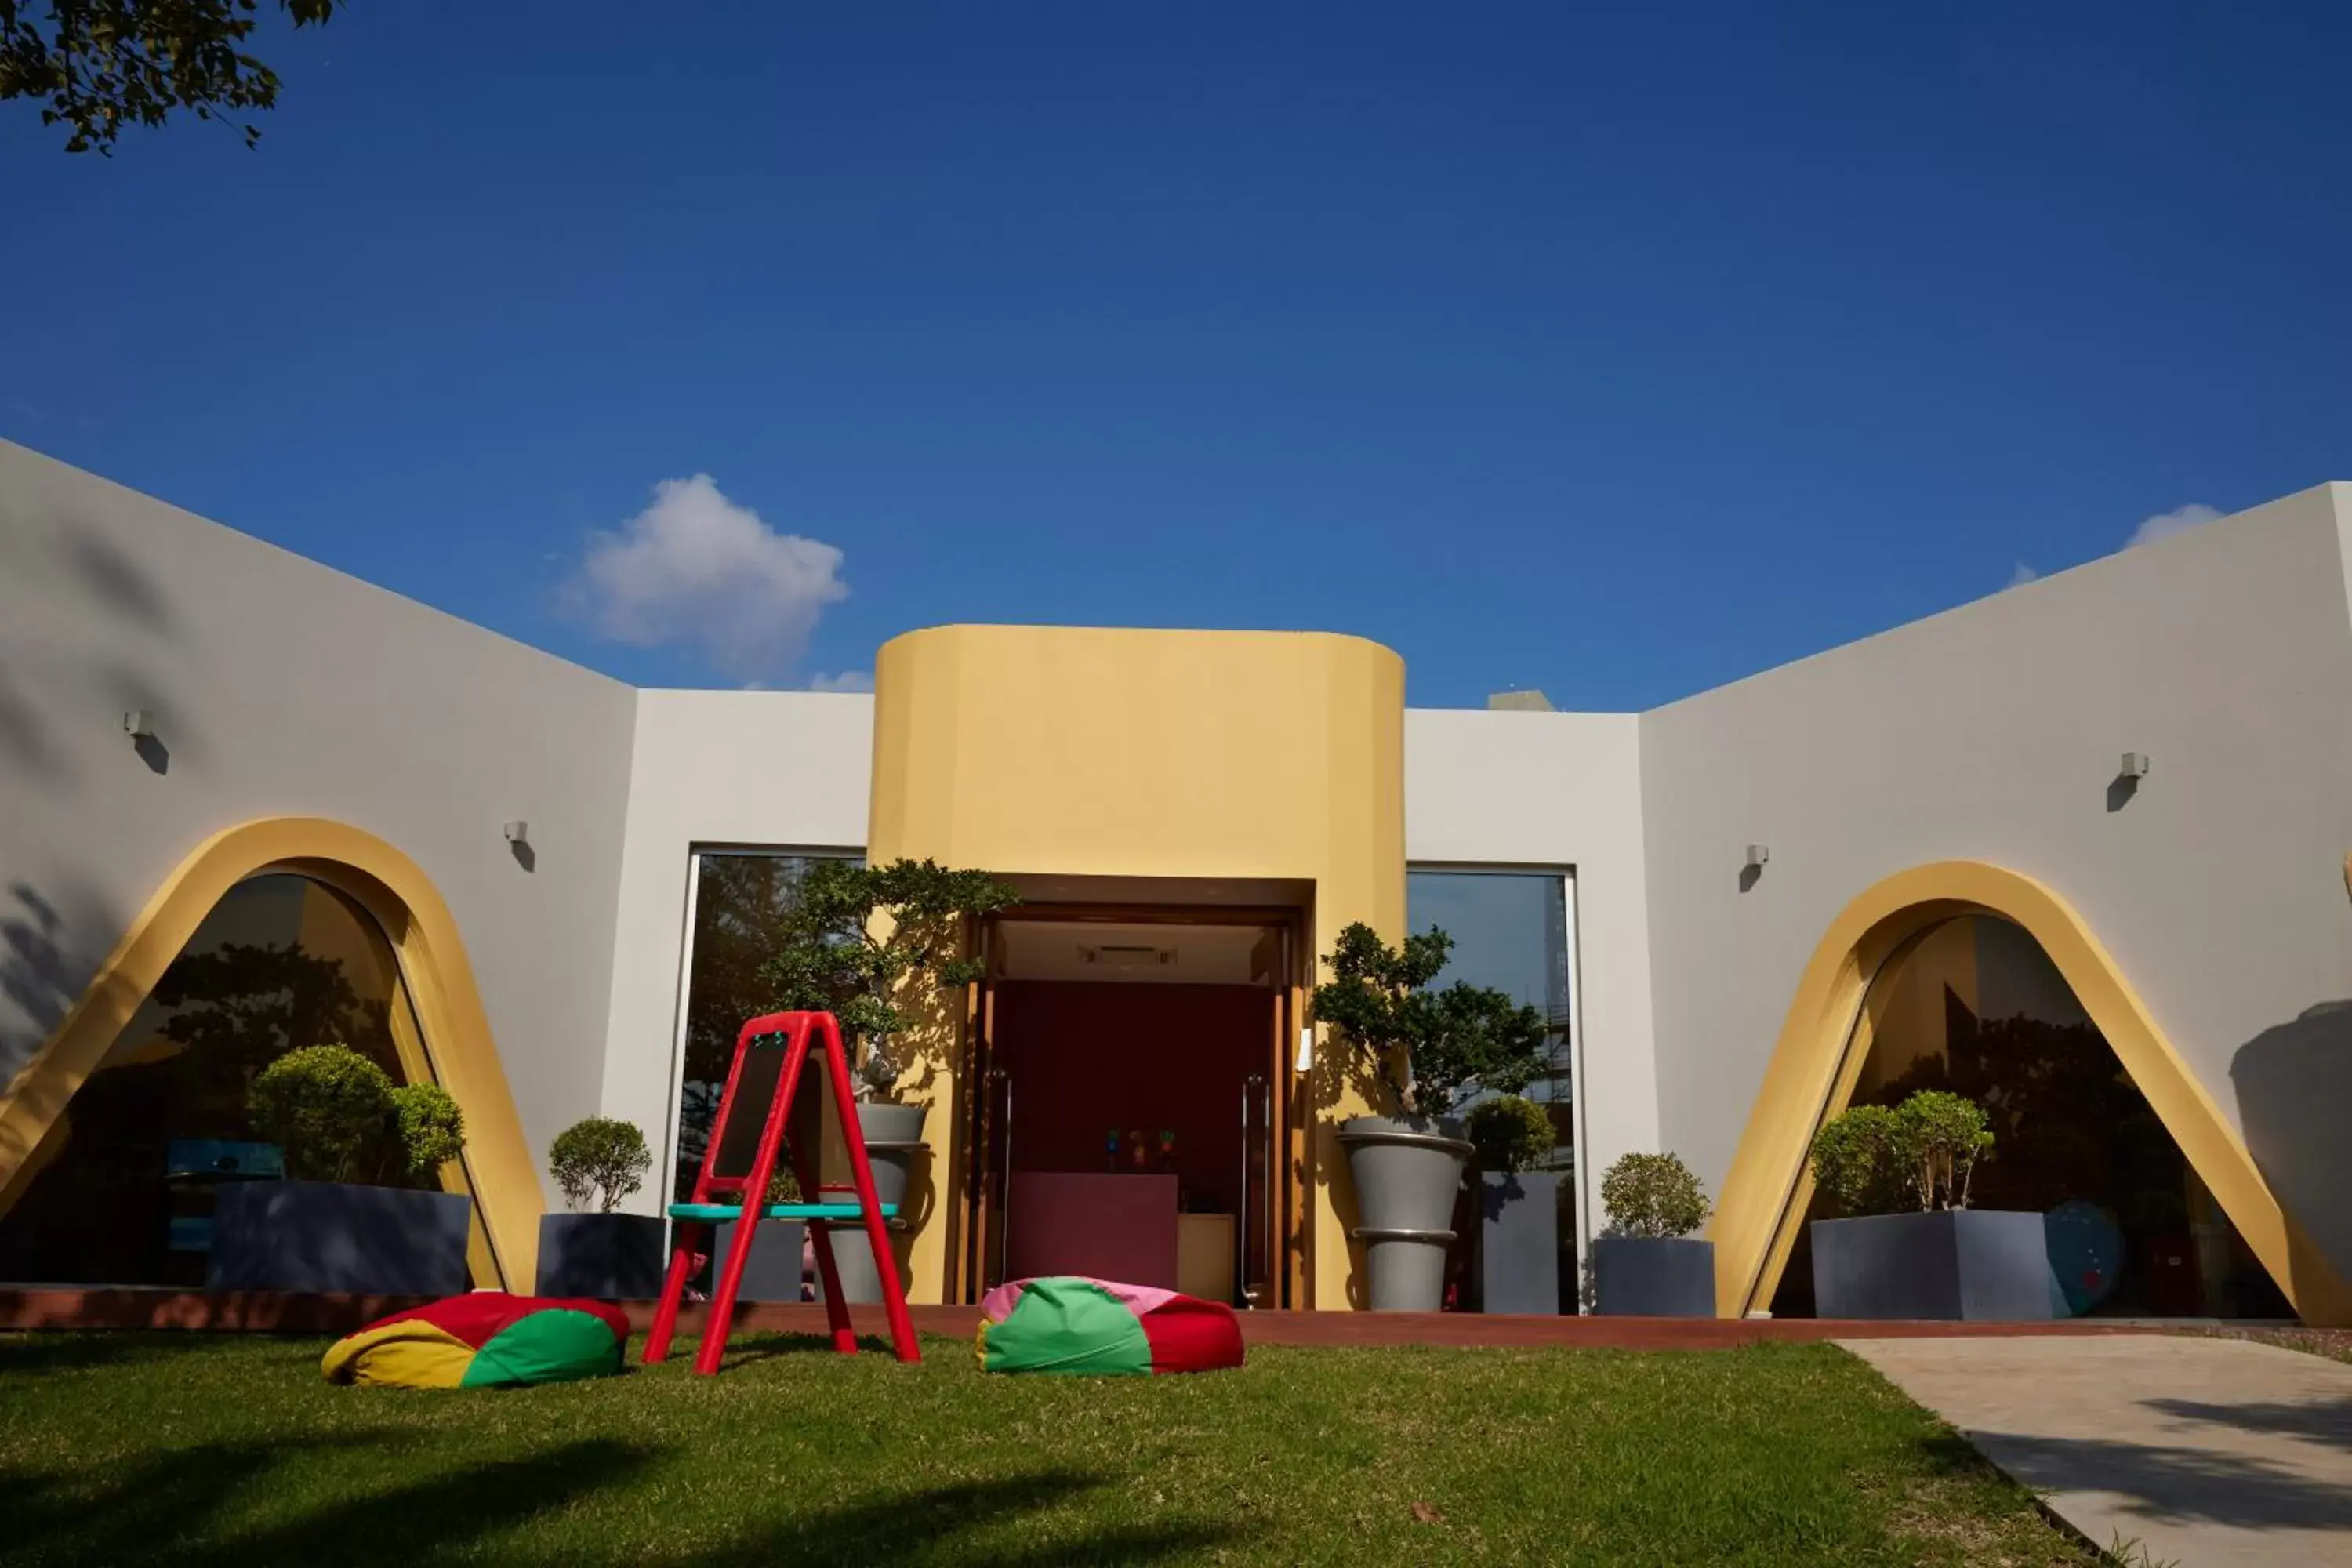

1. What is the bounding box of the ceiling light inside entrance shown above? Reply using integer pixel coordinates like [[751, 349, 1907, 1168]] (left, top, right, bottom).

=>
[[1082, 943, 1176, 969]]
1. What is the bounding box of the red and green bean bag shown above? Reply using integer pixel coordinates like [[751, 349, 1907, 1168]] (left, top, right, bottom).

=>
[[321, 1293, 630, 1389], [975, 1276, 1245, 1376]]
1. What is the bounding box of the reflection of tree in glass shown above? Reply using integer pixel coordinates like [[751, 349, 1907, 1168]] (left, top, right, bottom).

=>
[[149, 942, 396, 1132], [1870, 991, 2184, 1230], [674, 856, 840, 1198]]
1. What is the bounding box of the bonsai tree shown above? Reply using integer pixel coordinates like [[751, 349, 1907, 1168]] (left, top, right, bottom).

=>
[[249, 1044, 466, 1185], [1600, 1152, 1711, 1238], [1312, 922, 1551, 1118], [550, 1117, 652, 1213], [1809, 1091, 1994, 1215], [1465, 1095, 1555, 1174], [757, 858, 1018, 1102]]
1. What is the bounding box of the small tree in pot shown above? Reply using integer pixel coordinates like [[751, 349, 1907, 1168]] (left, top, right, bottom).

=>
[[211, 1044, 473, 1295], [1592, 1152, 1715, 1316], [757, 858, 1018, 1147], [538, 1118, 662, 1299], [1316, 922, 1550, 1311], [1465, 1094, 1564, 1314], [1807, 1090, 2044, 1320]]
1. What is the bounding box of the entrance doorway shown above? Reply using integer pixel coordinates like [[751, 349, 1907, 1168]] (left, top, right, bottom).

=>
[[961, 907, 1301, 1308]]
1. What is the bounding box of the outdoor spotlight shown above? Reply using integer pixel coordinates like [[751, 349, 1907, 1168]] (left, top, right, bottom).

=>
[[2119, 752, 2151, 779], [1745, 844, 1770, 869], [503, 820, 529, 845], [122, 710, 154, 739]]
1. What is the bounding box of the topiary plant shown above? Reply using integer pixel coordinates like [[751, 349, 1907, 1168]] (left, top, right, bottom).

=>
[[1893, 1089, 1993, 1212], [1465, 1095, 1555, 1174], [391, 1083, 466, 1179], [550, 1117, 652, 1213], [1809, 1092, 1996, 1215], [1808, 1102, 1907, 1217], [1312, 922, 1552, 1117], [249, 1044, 396, 1182], [1599, 1152, 1711, 1238]]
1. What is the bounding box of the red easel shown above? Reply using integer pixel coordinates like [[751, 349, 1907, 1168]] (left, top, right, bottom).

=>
[[644, 1011, 920, 1373]]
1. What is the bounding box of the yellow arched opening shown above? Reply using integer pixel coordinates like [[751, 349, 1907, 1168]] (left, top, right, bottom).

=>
[[1709, 860, 2351, 1327], [0, 818, 542, 1290]]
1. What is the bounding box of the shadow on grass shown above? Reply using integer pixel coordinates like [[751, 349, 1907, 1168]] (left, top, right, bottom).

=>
[[710, 1330, 902, 1366], [679, 1469, 1245, 1567], [5, 1433, 658, 1568], [0, 1330, 247, 1378]]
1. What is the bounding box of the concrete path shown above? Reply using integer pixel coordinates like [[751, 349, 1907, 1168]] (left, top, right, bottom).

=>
[[1844, 1334, 2352, 1566]]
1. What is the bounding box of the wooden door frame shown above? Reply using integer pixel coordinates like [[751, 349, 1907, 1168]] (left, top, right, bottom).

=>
[[960, 900, 1310, 1307]]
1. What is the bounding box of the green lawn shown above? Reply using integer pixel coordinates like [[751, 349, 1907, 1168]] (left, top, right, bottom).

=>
[[0, 1330, 2096, 1566]]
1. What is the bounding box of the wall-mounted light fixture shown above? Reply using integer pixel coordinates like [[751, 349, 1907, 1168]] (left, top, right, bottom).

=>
[[2118, 752, 2152, 779], [503, 820, 529, 845], [122, 710, 154, 739], [1745, 844, 1770, 869]]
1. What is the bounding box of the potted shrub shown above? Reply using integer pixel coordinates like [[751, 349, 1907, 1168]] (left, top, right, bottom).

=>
[[1316, 922, 1551, 1311], [208, 1044, 471, 1295], [536, 1117, 662, 1298], [1592, 1152, 1715, 1316], [1809, 1089, 2049, 1320], [757, 858, 1018, 1203], [1466, 1094, 1561, 1315]]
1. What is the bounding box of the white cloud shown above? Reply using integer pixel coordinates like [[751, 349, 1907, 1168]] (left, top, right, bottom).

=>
[[2007, 561, 2039, 588], [568, 475, 847, 684], [2125, 503, 2222, 550], [806, 670, 873, 694]]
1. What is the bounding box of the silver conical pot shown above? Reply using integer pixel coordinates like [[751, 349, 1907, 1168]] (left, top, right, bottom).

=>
[[1338, 1114, 1471, 1311], [825, 1102, 928, 1304]]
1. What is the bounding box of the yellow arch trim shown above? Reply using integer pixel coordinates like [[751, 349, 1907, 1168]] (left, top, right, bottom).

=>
[[1710, 859, 2352, 1327], [0, 818, 542, 1290]]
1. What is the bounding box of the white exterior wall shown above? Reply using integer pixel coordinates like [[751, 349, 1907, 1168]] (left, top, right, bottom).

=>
[[1404, 709, 1657, 1264], [0, 441, 639, 1196], [1639, 484, 2352, 1280], [594, 689, 873, 1214]]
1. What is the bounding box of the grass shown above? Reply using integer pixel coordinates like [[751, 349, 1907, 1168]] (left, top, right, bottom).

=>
[[0, 1330, 2100, 1566]]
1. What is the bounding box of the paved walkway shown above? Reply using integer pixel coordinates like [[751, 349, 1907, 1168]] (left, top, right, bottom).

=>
[[1845, 1334, 2352, 1566]]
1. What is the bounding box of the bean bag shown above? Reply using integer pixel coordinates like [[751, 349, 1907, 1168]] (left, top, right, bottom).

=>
[[975, 1276, 1244, 1376], [321, 1292, 630, 1389]]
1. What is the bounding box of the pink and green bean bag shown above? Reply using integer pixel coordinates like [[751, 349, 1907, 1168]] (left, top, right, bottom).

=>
[[975, 1276, 1245, 1376]]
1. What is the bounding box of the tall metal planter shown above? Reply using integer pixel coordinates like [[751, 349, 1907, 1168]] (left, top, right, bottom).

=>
[[1338, 1114, 1472, 1311], [821, 1103, 927, 1305]]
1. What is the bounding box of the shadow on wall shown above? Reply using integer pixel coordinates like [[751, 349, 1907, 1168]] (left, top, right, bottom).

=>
[[0, 879, 122, 1086], [2231, 1001, 2352, 1312]]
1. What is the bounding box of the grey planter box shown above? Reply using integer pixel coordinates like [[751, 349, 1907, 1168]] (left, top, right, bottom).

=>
[[1592, 1236, 1716, 1317], [1812, 1210, 2054, 1322], [1339, 1115, 1471, 1312], [1477, 1171, 1562, 1316], [206, 1180, 470, 1296], [536, 1213, 666, 1299], [710, 1218, 805, 1302]]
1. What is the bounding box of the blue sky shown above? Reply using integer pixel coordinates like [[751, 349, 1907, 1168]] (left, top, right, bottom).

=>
[[5, 3, 2348, 707]]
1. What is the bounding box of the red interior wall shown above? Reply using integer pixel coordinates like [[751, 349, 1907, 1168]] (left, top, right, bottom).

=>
[[993, 979, 1267, 1218]]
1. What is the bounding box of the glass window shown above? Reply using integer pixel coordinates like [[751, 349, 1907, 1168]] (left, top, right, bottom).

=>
[[670, 851, 858, 1202], [1405, 869, 1574, 1168], [0, 873, 436, 1286]]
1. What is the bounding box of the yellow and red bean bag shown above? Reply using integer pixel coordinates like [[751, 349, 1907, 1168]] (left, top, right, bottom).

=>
[[321, 1293, 630, 1389]]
